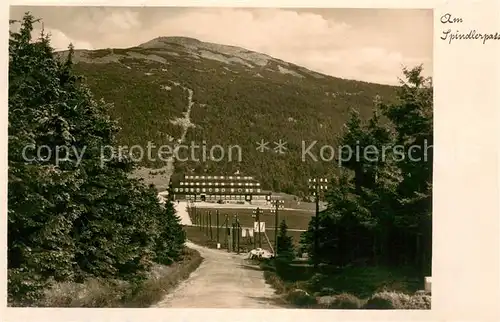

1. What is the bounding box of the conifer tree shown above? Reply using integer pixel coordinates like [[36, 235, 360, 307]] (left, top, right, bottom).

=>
[[276, 220, 294, 262], [299, 65, 432, 274]]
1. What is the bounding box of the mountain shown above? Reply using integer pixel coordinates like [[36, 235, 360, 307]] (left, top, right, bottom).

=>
[[58, 36, 398, 195]]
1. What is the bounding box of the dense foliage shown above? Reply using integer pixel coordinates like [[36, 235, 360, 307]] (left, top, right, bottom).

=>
[[59, 38, 398, 196], [300, 66, 432, 276], [8, 14, 185, 304]]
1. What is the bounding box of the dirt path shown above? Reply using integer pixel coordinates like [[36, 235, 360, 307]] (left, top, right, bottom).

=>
[[152, 242, 283, 308], [173, 201, 192, 225]]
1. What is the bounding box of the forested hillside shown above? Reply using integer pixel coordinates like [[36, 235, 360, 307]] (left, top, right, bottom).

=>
[[57, 36, 399, 195]]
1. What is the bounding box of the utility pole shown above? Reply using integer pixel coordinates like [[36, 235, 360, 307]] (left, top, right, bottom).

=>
[[314, 183, 319, 269], [231, 214, 237, 253], [233, 214, 237, 252], [225, 214, 229, 252], [258, 208, 262, 248], [200, 208, 203, 232], [216, 210, 220, 245], [271, 199, 284, 257], [308, 177, 328, 269], [236, 214, 240, 254], [209, 211, 213, 240], [275, 203, 278, 256], [197, 210, 200, 227], [253, 207, 262, 248], [252, 208, 257, 249], [206, 211, 209, 235]]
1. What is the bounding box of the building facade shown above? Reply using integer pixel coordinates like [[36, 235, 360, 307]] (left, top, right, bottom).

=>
[[171, 174, 271, 203]]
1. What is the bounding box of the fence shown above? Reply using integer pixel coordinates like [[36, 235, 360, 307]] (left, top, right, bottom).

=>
[[186, 205, 280, 254]]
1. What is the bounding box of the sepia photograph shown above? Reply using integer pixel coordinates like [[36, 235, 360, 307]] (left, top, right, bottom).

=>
[[7, 6, 433, 309]]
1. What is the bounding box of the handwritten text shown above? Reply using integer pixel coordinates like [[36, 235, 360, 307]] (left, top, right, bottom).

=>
[[440, 13, 499, 44]]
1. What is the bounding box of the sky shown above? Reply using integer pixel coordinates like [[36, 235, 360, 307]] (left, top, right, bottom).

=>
[[10, 7, 433, 85]]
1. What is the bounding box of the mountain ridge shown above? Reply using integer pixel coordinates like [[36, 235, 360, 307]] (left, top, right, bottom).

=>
[[62, 36, 393, 86]]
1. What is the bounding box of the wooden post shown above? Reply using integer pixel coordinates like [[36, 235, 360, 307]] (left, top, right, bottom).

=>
[[225, 214, 229, 251], [216, 210, 220, 244], [209, 211, 213, 240], [205, 211, 208, 235], [314, 182, 319, 269], [204, 211, 207, 235], [257, 207, 262, 248], [274, 202, 279, 257], [236, 214, 240, 254], [201, 209, 204, 232], [253, 211, 257, 249], [195, 206, 199, 231], [232, 216, 236, 252]]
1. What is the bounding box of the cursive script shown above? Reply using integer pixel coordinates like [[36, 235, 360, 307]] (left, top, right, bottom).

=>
[[440, 13, 463, 24], [440, 13, 499, 44]]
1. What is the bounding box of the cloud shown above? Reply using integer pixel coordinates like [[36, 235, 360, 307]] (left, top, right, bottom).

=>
[[140, 8, 431, 85], [31, 28, 94, 51], [84, 9, 141, 34]]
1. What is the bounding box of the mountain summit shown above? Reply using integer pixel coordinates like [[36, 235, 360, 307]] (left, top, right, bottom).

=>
[[138, 36, 322, 78]]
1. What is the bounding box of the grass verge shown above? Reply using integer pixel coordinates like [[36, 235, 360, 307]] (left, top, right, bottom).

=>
[[260, 259, 431, 310], [34, 247, 203, 307]]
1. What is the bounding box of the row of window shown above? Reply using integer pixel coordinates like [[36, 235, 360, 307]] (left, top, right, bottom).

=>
[[308, 178, 328, 183], [181, 194, 271, 201], [308, 185, 329, 190], [204, 195, 246, 200], [174, 187, 262, 193], [179, 181, 260, 187], [184, 194, 248, 200], [184, 175, 254, 180]]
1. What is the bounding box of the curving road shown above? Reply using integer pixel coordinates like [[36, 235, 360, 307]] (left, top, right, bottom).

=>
[[152, 242, 283, 308]]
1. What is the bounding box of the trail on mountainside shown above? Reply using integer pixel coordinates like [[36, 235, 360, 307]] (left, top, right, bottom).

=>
[[163, 81, 196, 183]]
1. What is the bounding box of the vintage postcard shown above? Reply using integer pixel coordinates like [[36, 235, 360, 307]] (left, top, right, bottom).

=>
[[2, 1, 499, 321]]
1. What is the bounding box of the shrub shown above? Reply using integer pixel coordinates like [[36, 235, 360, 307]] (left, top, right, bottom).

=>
[[307, 273, 327, 291], [263, 271, 287, 294], [405, 292, 431, 309], [364, 291, 431, 310], [332, 293, 364, 309], [317, 293, 363, 309], [364, 291, 406, 309], [319, 287, 336, 296], [317, 295, 336, 307], [285, 289, 316, 307]]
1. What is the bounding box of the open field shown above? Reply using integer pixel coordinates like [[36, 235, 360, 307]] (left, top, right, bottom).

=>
[[187, 206, 313, 231], [176, 201, 309, 252], [184, 225, 304, 253]]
